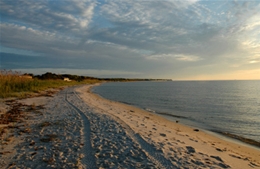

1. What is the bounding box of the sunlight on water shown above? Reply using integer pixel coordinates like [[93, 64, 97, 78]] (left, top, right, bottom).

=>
[[93, 80, 260, 142]]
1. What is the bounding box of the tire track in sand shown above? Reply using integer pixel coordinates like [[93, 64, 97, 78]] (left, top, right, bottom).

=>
[[71, 86, 175, 169], [64, 88, 97, 169]]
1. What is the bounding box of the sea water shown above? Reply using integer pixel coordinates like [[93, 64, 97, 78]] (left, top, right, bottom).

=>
[[92, 81, 260, 143]]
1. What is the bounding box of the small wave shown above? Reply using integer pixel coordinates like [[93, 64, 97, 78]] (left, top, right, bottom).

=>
[[212, 130, 260, 148], [155, 112, 188, 119], [145, 108, 156, 113], [118, 101, 134, 105], [144, 108, 188, 119]]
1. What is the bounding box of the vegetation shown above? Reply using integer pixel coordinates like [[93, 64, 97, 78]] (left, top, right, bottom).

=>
[[0, 70, 100, 98], [35, 72, 172, 82]]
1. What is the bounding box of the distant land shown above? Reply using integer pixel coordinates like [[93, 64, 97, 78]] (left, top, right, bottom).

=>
[[31, 72, 172, 82]]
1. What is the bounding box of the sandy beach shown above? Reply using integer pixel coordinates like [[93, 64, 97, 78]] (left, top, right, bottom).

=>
[[1, 84, 260, 169]]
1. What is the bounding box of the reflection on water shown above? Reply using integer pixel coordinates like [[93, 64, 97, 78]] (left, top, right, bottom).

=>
[[93, 80, 260, 143]]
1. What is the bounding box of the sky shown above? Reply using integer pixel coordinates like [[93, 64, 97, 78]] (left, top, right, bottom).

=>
[[0, 0, 260, 80]]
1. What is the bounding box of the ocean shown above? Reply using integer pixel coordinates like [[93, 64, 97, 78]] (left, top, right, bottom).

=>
[[92, 80, 260, 145]]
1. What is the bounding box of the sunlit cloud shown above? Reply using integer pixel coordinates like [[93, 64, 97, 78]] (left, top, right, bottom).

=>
[[146, 53, 201, 62], [249, 60, 259, 64]]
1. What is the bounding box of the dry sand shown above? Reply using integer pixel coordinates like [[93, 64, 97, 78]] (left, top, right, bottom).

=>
[[1, 84, 260, 169]]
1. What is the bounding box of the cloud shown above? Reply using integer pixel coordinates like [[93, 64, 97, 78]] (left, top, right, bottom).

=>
[[147, 53, 202, 62], [0, 0, 96, 34], [0, 23, 77, 56], [0, 0, 260, 79]]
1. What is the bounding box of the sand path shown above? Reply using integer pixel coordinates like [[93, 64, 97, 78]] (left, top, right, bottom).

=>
[[67, 86, 173, 168], [65, 88, 97, 168]]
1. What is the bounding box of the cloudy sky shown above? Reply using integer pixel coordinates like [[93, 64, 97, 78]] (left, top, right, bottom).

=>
[[0, 0, 260, 80]]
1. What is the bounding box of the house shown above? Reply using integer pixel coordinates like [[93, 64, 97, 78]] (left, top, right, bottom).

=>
[[20, 75, 33, 79], [64, 78, 71, 82]]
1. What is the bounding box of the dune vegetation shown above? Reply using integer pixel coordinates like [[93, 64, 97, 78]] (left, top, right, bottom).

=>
[[0, 70, 100, 98]]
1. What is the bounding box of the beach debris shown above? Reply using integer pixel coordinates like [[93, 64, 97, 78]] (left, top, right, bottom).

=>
[[0, 102, 25, 125], [176, 120, 179, 123], [193, 129, 199, 132]]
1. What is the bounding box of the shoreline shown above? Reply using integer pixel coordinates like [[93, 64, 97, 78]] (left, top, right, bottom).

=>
[[154, 111, 260, 151], [91, 83, 260, 150], [1, 84, 260, 168], [80, 84, 260, 168], [154, 111, 260, 150], [211, 130, 260, 149]]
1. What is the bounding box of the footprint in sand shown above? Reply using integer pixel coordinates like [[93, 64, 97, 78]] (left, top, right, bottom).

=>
[[186, 146, 196, 153]]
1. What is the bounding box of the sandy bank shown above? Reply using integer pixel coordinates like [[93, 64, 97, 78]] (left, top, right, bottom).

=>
[[76, 84, 260, 169]]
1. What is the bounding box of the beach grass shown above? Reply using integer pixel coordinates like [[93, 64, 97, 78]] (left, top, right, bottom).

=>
[[0, 70, 100, 98]]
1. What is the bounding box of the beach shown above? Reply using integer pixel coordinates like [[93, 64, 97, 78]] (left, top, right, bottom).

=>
[[1, 84, 260, 168]]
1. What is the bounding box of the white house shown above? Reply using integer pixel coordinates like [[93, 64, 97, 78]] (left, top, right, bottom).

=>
[[64, 78, 71, 82]]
